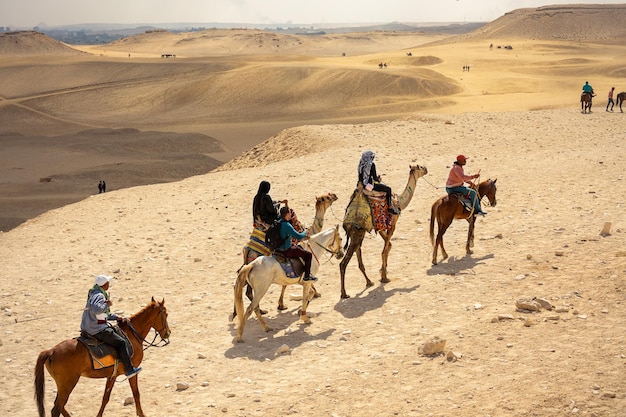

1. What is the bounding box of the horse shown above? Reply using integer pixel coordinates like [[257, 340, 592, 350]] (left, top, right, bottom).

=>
[[616, 91, 625, 113], [234, 226, 344, 342], [581, 92, 593, 113], [235, 193, 338, 318], [429, 179, 498, 265], [35, 298, 170, 417]]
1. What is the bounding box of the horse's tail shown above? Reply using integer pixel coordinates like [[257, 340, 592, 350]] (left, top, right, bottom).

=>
[[429, 199, 440, 247], [35, 349, 52, 417], [234, 263, 252, 332]]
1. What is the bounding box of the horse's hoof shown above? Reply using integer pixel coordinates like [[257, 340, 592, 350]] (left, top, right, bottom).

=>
[[313, 292, 322, 298], [380, 278, 390, 284], [341, 293, 351, 299], [365, 281, 374, 288], [260, 309, 268, 315]]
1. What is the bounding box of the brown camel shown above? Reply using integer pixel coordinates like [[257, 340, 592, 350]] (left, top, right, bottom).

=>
[[234, 193, 338, 318], [339, 164, 428, 299]]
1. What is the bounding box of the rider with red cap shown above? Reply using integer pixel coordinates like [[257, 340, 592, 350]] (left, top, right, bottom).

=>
[[445, 154, 486, 216]]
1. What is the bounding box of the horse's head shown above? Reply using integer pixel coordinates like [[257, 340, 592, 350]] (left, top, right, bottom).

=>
[[149, 297, 171, 343], [331, 225, 344, 259], [480, 179, 497, 207], [409, 164, 428, 180]]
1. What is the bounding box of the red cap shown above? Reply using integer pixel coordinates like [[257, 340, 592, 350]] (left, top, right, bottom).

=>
[[456, 154, 468, 163]]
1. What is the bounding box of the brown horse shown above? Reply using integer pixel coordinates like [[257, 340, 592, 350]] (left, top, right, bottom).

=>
[[616, 91, 625, 113], [429, 179, 498, 265], [581, 92, 593, 113], [35, 298, 170, 417]]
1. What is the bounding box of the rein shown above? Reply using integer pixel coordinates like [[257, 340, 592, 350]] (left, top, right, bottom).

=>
[[307, 231, 341, 265], [125, 308, 170, 350]]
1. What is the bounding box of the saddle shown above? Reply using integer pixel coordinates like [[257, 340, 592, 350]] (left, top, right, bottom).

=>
[[450, 192, 473, 212], [344, 185, 397, 232], [76, 328, 133, 370], [272, 250, 305, 279], [245, 227, 271, 260]]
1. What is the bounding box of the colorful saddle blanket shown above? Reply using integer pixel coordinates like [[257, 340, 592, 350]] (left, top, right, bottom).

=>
[[344, 188, 394, 232], [245, 227, 271, 260], [76, 328, 133, 370]]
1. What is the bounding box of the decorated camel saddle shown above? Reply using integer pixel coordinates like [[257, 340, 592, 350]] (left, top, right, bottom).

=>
[[76, 328, 134, 370], [243, 209, 304, 263], [344, 184, 399, 232]]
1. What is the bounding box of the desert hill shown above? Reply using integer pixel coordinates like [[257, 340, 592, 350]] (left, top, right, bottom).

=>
[[0, 31, 85, 56], [455, 4, 626, 43], [1, 5, 625, 232]]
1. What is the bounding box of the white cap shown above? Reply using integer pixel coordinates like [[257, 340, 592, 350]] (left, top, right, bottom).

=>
[[95, 274, 113, 286]]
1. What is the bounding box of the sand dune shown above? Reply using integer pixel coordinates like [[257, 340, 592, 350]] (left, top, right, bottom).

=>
[[1, 5, 626, 417]]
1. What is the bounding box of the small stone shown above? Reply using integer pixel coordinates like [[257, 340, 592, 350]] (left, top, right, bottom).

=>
[[176, 382, 190, 391], [197, 353, 206, 359], [555, 250, 564, 256], [536, 298, 553, 310], [419, 337, 446, 356], [603, 392, 616, 398], [497, 314, 515, 321], [554, 306, 570, 313], [275, 344, 290, 355], [123, 397, 134, 406], [201, 381, 210, 387], [516, 298, 542, 312]]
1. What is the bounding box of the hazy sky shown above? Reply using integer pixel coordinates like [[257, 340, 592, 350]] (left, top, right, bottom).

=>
[[2, 0, 624, 28]]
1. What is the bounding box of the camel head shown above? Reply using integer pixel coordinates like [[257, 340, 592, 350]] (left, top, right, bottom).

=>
[[315, 192, 338, 209], [409, 164, 428, 179]]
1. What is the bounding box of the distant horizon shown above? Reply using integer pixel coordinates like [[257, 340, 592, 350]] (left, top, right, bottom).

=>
[[2, 0, 625, 29], [14, 20, 481, 31]]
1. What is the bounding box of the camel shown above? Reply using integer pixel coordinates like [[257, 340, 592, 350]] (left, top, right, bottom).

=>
[[234, 193, 338, 318], [339, 164, 428, 299]]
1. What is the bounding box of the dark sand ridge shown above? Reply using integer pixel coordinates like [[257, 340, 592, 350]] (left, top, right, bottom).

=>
[[1, 4, 625, 231]]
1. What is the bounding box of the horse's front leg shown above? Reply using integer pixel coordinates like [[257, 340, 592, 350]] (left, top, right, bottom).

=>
[[128, 374, 146, 417], [96, 376, 117, 417], [466, 217, 476, 254]]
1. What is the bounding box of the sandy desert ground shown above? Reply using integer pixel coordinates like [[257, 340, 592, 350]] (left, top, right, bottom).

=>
[[1, 4, 626, 417]]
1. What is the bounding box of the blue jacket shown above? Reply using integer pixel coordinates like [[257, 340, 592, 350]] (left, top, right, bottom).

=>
[[278, 219, 307, 251], [80, 285, 118, 335]]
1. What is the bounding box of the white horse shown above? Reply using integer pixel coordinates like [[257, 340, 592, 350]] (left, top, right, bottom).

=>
[[234, 226, 344, 342]]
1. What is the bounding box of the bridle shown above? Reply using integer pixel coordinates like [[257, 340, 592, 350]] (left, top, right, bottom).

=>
[[308, 228, 343, 264], [127, 303, 170, 350]]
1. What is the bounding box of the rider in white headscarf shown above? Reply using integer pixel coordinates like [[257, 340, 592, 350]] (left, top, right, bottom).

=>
[[357, 150, 399, 215]]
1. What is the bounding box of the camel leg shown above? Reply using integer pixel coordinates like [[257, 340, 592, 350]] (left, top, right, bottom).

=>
[[339, 244, 356, 299], [355, 247, 374, 288], [128, 371, 145, 417], [379, 237, 392, 283], [96, 377, 117, 417], [340, 228, 372, 298]]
